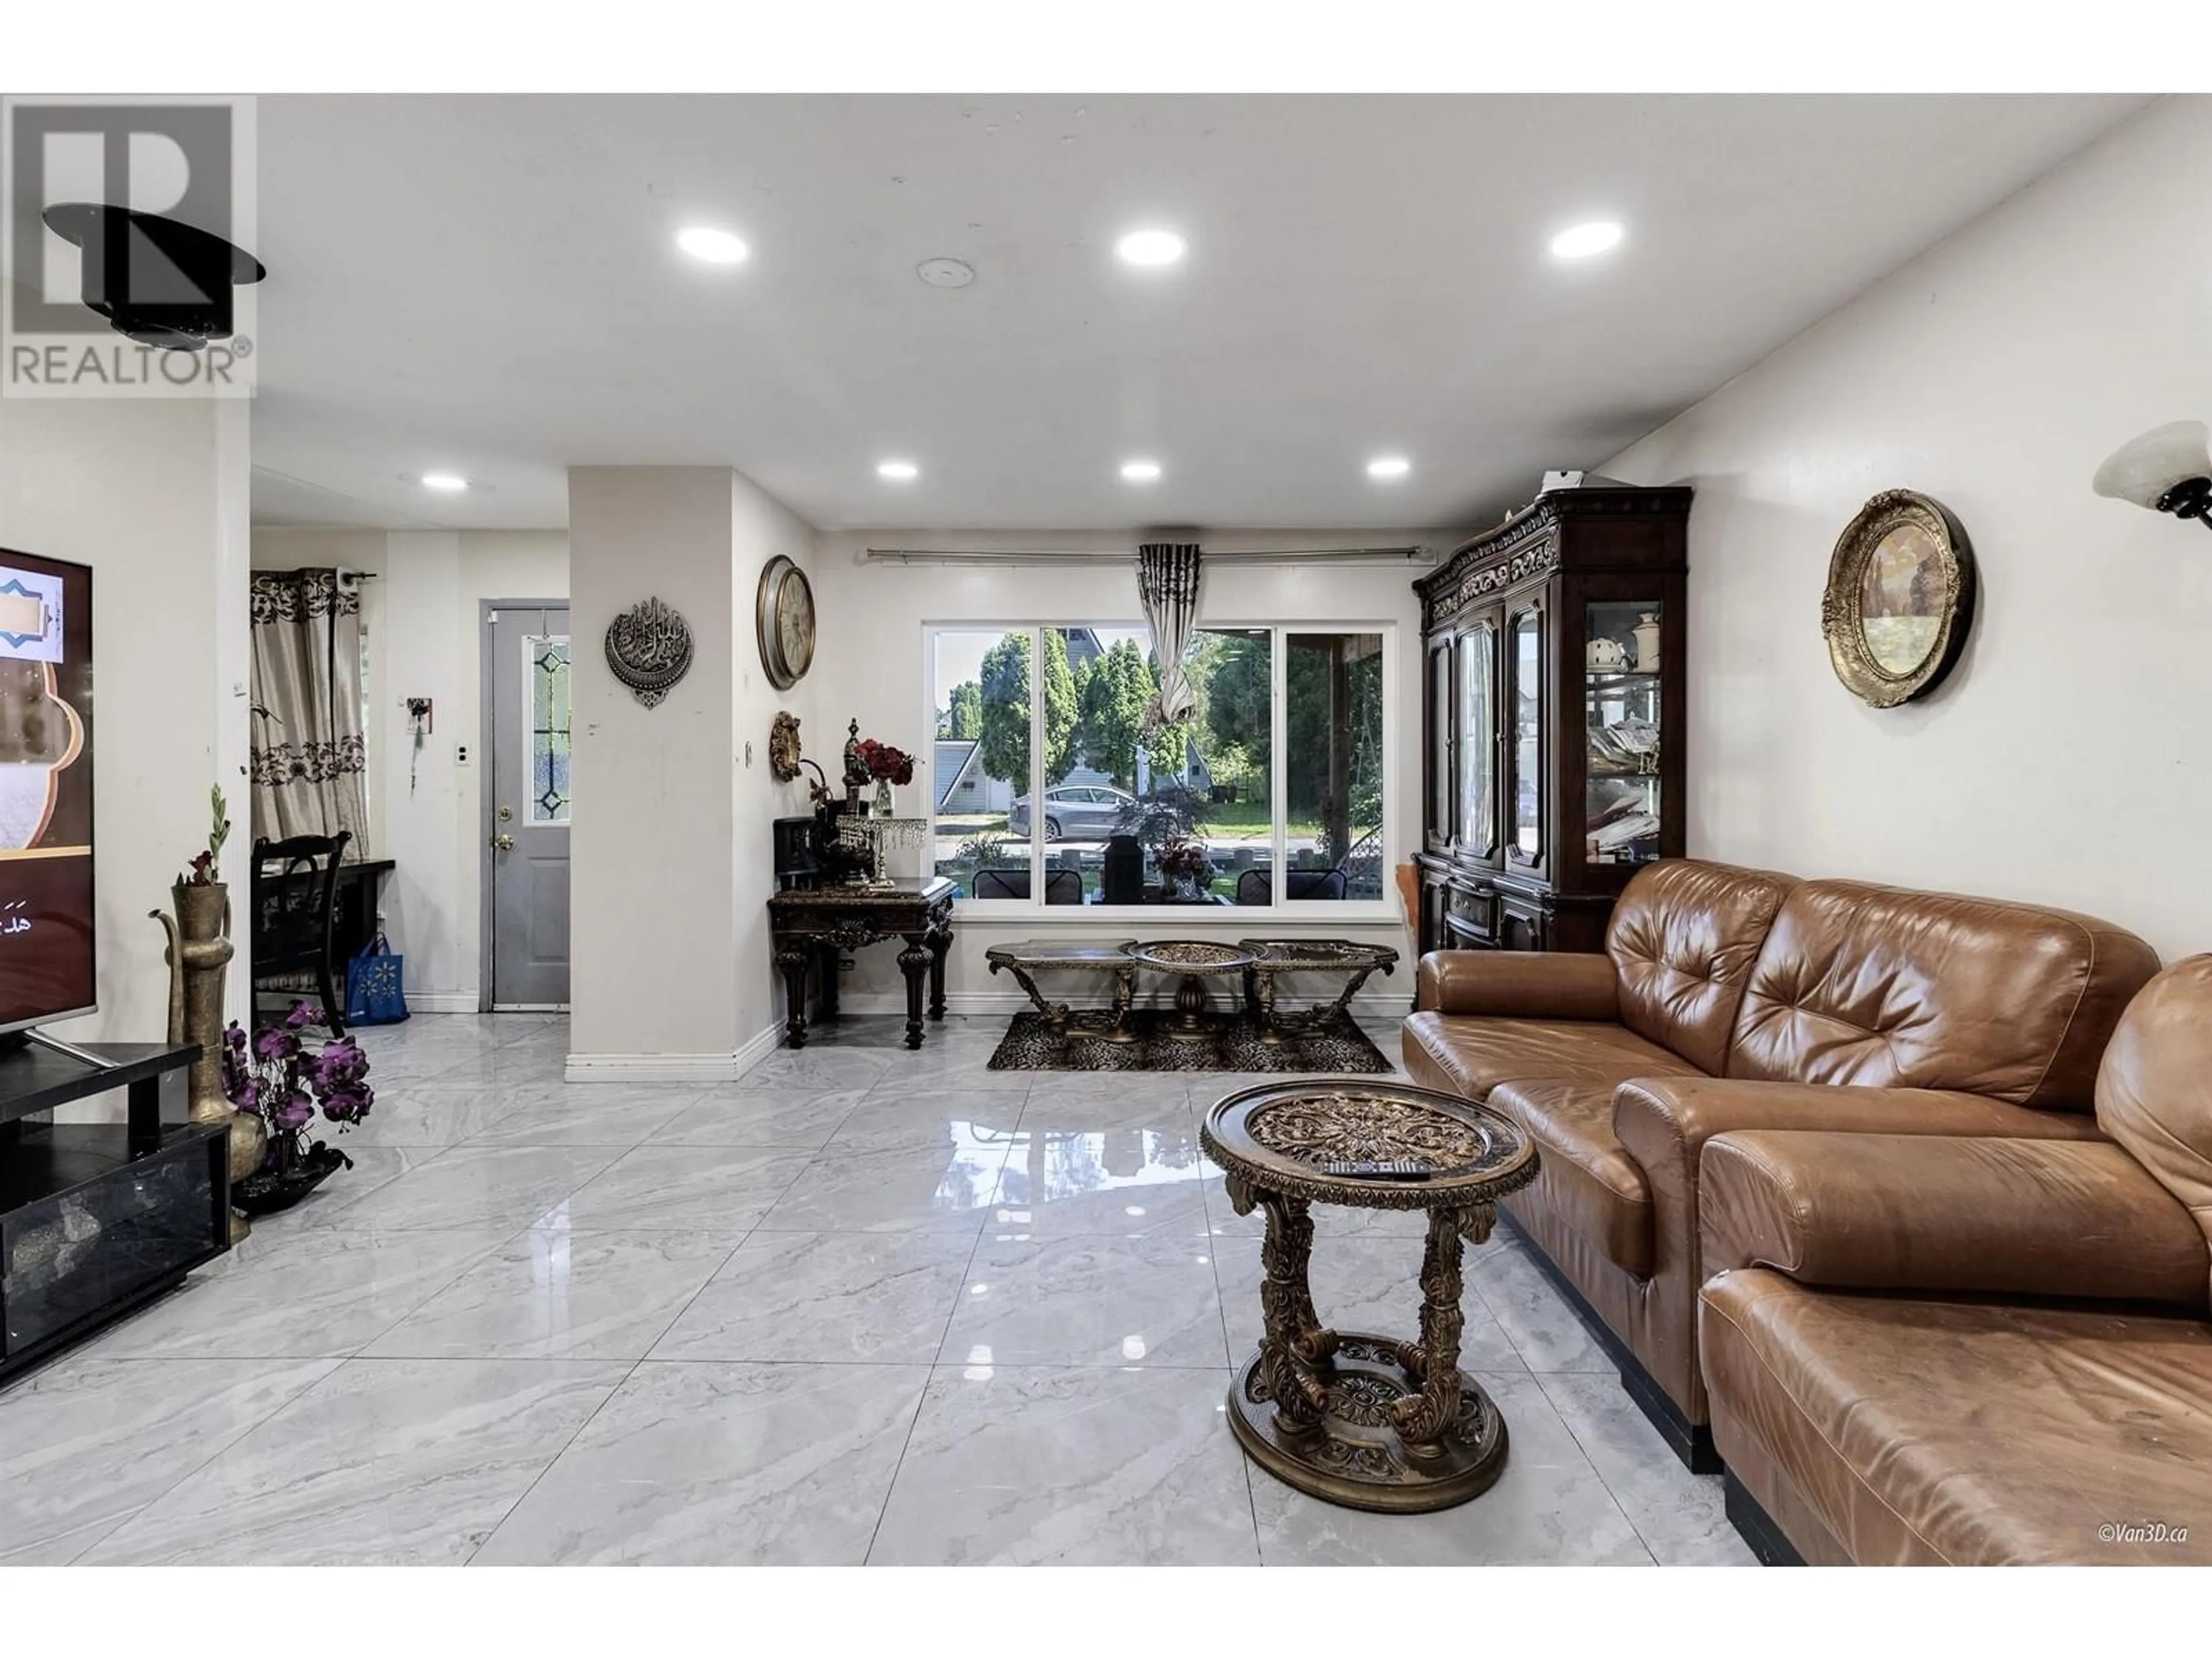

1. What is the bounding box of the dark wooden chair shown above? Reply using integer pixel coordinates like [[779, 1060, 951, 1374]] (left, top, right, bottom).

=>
[[1235, 867, 1349, 904], [971, 867, 1084, 903], [251, 830, 353, 1035]]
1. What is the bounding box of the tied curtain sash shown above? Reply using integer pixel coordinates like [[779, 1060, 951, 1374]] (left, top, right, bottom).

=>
[[1137, 541, 1203, 729], [249, 567, 369, 855]]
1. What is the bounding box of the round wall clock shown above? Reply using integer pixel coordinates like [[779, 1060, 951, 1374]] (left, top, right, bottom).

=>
[[1820, 489, 1976, 708], [755, 555, 816, 691]]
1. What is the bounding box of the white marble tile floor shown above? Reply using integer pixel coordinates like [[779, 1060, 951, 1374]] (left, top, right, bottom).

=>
[[0, 1009, 1750, 1566]]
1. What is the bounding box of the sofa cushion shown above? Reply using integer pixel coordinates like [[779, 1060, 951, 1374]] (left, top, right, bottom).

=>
[[2097, 955, 2212, 1305], [1490, 1078, 1653, 1276], [1608, 859, 1796, 1076], [1701, 1268, 2212, 1565], [1402, 1012, 1698, 1100], [1725, 878, 2159, 1109]]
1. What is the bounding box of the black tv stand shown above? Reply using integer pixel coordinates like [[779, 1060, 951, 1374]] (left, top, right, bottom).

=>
[[0, 1041, 230, 1388], [0, 1027, 123, 1070]]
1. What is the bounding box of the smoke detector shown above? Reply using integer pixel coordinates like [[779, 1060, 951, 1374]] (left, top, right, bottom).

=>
[[916, 257, 976, 289]]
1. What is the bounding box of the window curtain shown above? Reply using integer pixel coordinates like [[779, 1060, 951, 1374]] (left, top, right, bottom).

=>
[[1137, 541, 1203, 729], [249, 567, 369, 855]]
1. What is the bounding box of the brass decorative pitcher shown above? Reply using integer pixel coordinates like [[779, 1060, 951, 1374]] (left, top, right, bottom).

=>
[[151, 882, 266, 1190]]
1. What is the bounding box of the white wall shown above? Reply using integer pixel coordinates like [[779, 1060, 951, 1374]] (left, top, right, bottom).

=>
[[567, 468, 742, 1065], [1602, 96, 2209, 961], [806, 527, 1448, 1010], [248, 527, 568, 1006], [0, 395, 248, 1065], [731, 476, 823, 1054]]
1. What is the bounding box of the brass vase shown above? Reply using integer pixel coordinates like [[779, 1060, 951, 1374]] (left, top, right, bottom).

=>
[[151, 882, 266, 1218]]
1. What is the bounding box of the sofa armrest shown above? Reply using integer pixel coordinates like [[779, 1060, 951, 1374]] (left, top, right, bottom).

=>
[[1612, 1076, 2108, 1295], [1700, 1130, 2210, 1307], [1415, 950, 1618, 1020]]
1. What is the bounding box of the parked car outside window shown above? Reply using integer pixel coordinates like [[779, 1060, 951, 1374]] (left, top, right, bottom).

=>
[[1007, 783, 1139, 841]]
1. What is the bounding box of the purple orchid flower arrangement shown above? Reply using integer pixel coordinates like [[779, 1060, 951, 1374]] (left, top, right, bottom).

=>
[[221, 1002, 374, 1187]]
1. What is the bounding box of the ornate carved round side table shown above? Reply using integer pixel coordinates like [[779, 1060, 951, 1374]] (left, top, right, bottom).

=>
[[1127, 940, 1256, 1038], [1199, 1081, 1540, 1513]]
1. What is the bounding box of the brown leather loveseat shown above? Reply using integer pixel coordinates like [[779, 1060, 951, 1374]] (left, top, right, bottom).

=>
[[1696, 954, 2212, 1564], [1403, 858, 2160, 1466]]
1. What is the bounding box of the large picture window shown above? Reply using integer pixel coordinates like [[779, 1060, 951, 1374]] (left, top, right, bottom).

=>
[[929, 622, 1390, 910]]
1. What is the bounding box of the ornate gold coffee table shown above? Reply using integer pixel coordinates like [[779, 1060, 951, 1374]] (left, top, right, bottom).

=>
[[1127, 940, 1257, 1039], [1199, 1080, 1540, 1513]]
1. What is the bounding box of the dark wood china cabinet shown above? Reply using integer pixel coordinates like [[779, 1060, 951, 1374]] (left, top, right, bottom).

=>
[[1414, 484, 1691, 956]]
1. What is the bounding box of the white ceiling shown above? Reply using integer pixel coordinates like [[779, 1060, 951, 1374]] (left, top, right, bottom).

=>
[[248, 94, 2149, 533]]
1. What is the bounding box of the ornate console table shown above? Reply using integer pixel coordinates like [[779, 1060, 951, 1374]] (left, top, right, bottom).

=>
[[767, 876, 955, 1050], [1237, 937, 1399, 1042], [1199, 1080, 1539, 1512]]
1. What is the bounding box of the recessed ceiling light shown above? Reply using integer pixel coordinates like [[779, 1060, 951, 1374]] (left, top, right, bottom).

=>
[[676, 226, 750, 264], [916, 257, 976, 289], [419, 472, 468, 491], [1120, 459, 1162, 482], [1549, 220, 1624, 260], [877, 460, 919, 481], [1115, 229, 1185, 268], [1366, 456, 1412, 480]]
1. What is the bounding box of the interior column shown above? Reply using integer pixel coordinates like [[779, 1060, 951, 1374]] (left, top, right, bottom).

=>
[[566, 467, 740, 1075]]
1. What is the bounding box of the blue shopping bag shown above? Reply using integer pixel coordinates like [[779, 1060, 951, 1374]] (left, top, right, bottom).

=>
[[344, 933, 410, 1026]]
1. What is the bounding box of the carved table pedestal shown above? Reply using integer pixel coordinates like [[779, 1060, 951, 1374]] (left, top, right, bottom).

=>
[[767, 877, 955, 1050], [1198, 1080, 1540, 1513]]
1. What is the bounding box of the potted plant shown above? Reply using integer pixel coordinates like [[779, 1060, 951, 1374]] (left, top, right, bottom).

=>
[[1157, 836, 1216, 902], [856, 738, 916, 817], [221, 1001, 375, 1216], [1112, 781, 1212, 896]]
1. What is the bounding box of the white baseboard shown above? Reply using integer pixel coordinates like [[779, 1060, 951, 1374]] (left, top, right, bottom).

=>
[[407, 993, 483, 1014], [564, 1023, 783, 1084], [732, 1021, 783, 1079], [830, 989, 1412, 1020]]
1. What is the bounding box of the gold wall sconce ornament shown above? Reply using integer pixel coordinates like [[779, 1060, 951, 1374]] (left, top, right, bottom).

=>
[[2094, 420, 2212, 533], [768, 711, 804, 781], [767, 709, 830, 804], [1820, 490, 1976, 708]]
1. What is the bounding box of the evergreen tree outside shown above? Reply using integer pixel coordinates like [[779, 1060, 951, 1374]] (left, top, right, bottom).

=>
[[1041, 627, 1080, 782], [941, 680, 984, 741], [977, 631, 1080, 789], [1077, 638, 1157, 790], [977, 634, 1032, 786]]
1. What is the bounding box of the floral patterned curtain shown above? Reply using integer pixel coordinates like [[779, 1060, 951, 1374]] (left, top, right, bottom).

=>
[[249, 568, 369, 854], [1137, 541, 1203, 729]]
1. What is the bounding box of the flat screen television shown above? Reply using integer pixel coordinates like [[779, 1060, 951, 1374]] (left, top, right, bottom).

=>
[[0, 548, 95, 1036]]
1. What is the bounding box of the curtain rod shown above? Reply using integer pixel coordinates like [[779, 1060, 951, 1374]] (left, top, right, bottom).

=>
[[862, 545, 1433, 568]]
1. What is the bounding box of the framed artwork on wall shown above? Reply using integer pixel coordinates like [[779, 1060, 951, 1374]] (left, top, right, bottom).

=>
[[1821, 489, 1976, 707]]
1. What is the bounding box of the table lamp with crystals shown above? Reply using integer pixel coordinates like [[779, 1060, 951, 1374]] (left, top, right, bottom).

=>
[[833, 812, 927, 889]]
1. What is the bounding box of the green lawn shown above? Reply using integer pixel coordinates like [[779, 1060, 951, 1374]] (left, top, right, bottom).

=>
[[1205, 800, 1323, 840]]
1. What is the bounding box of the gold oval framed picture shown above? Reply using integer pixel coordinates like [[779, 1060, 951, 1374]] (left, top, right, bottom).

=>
[[1820, 489, 1975, 707], [755, 554, 815, 691]]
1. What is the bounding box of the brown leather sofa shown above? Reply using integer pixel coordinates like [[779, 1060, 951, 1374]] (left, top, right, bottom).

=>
[[1403, 858, 2160, 1466], [1697, 955, 2212, 1565]]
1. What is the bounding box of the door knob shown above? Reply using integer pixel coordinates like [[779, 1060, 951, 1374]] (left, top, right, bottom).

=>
[[491, 832, 516, 852]]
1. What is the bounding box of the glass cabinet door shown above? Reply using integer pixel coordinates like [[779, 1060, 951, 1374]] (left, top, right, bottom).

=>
[[1584, 599, 1664, 868], [1509, 608, 1543, 862], [1455, 620, 1495, 858], [1426, 639, 1453, 846]]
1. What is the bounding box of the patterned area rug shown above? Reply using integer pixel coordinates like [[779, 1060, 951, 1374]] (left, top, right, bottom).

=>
[[986, 1009, 1389, 1073]]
